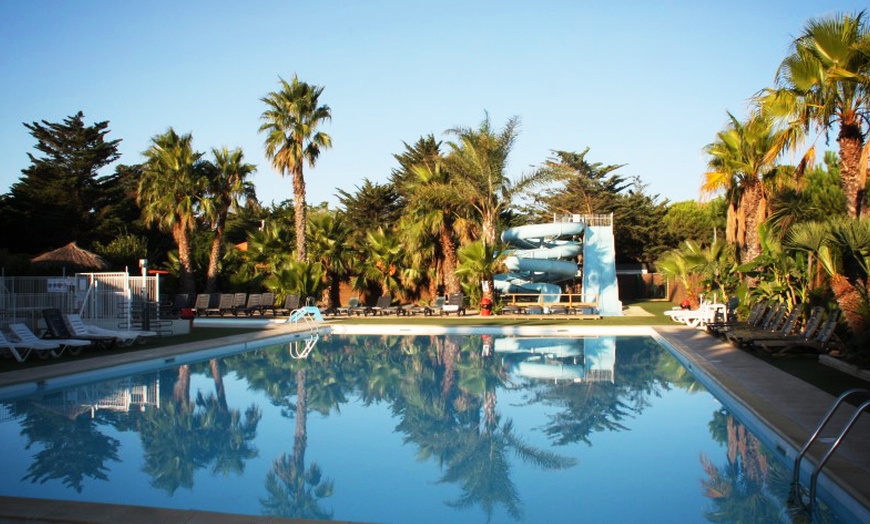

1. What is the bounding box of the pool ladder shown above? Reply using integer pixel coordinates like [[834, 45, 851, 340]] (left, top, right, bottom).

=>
[[790, 388, 870, 513]]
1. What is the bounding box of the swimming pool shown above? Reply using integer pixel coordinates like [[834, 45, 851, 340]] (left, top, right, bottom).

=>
[[0, 328, 856, 522]]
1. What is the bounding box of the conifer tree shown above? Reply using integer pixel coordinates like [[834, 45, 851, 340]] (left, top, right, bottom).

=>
[[0, 112, 120, 253]]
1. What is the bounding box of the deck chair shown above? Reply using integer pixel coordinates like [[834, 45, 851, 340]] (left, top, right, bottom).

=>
[[442, 293, 466, 316], [275, 294, 301, 316], [208, 293, 234, 316], [172, 293, 193, 313], [335, 296, 362, 316], [66, 314, 157, 346], [231, 293, 248, 315], [43, 308, 115, 349], [237, 293, 262, 316], [193, 293, 212, 316], [408, 296, 445, 316], [753, 309, 841, 355], [707, 300, 768, 337], [260, 292, 277, 315], [724, 303, 789, 345], [0, 329, 58, 361], [9, 323, 90, 357], [368, 294, 401, 316]]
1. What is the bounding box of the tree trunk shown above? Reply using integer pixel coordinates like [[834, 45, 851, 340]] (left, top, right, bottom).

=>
[[292, 164, 307, 261], [440, 227, 460, 294], [742, 183, 765, 261], [838, 120, 866, 218], [205, 215, 227, 293], [293, 369, 308, 503], [174, 225, 196, 293]]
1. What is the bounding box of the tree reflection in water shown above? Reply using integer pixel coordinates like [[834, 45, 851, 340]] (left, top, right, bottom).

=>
[[1, 334, 844, 522]]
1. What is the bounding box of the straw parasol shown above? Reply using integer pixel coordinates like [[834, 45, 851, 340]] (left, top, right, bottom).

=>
[[31, 242, 109, 272]]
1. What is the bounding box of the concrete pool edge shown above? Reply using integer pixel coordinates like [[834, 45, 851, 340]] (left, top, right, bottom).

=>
[[0, 322, 868, 522]]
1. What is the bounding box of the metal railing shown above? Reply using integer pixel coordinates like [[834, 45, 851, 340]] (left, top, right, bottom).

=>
[[0, 272, 162, 330], [791, 388, 870, 513]]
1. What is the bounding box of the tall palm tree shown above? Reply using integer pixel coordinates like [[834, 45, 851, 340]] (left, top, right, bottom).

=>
[[702, 113, 784, 262], [260, 75, 332, 261], [201, 147, 258, 292], [138, 128, 204, 293], [760, 11, 870, 217]]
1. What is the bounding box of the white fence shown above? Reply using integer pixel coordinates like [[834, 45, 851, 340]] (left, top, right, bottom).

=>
[[0, 271, 162, 329]]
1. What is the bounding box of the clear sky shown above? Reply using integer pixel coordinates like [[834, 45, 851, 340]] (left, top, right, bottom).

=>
[[0, 1, 864, 208]]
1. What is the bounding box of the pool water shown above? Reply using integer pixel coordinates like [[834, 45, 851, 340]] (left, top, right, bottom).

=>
[[0, 333, 850, 522]]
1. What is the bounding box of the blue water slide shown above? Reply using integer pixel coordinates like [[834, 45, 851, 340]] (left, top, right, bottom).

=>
[[582, 223, 622, 315], [495, 221, 582, 302]]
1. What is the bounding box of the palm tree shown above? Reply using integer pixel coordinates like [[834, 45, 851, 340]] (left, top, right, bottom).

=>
[[455, 240, 506, 306], [760, 11, 870, 217], [138, 128, 204, 293], [702, 113, 784, 262], [201, 147, 258, 292], [260, 75, 332, 261], [443, 114, 559, 245], [307, 210, 354, 309]]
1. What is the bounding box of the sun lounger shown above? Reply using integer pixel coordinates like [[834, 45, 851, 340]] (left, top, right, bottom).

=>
[[753, 309, 841, 355], [0, 329, 60, 361], [442, 293, 466, 316], [368, 295, 402, 316], [665, 302, 726, 328], [724, 303, 789, 346], [193, 293, 213, 316], [66, 314, 158, 346], [237, 293, 263, 316], [408, 296, 446, 316], [335, 296, 363, 316], [707, 300, 769, 337], [746, 306, 823, 346], [9, 323, 90, 357], [43, 308, 116, 349], [260, 292, 277, 315], [205, 294, 235, 316], [275, 294, 301, 316]]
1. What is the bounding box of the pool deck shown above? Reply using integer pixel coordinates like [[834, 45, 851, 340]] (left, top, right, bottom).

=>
[[0, 320, 868, 522]]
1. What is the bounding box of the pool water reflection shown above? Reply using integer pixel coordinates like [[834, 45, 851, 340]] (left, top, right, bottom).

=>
[[0, 334, 847, 523]]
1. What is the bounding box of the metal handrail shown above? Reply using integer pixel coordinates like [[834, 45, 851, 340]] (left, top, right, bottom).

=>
[[791, 388, 870, 512]]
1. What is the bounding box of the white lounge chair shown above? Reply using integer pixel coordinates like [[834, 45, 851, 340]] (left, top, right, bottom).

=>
[[66, 314, 157, 346], [664, 302, 725, 328], [0, 329, 58, 361], [9, 323, 91, 357]]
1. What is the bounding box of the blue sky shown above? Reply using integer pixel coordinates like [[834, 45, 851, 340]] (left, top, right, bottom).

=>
[[0, 1, 863, 208]]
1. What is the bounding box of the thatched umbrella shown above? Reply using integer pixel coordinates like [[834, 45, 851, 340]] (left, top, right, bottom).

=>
[[31, 242, 109, 272]]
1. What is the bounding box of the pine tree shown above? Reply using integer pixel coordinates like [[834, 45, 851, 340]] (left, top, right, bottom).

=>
[[0, 112, 121, 253]]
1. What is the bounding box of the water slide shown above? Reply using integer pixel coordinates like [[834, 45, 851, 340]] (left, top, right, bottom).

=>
[[582, 222, 622, 316], [495, 221, 583, 303], [495, 216, 622, 315], [493, 336, 616, 382]]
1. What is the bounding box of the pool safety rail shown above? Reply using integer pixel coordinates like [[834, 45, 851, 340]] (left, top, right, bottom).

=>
[[286, 301, 324, 332], [288, 333, 320, 359], [791, 388, 870, 513]]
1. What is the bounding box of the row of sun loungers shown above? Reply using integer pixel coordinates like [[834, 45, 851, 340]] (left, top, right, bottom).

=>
[[1, 308, 159, 363], [705, 300, 842, 355]]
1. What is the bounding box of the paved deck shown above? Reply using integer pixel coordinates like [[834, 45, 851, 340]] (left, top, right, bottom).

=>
[[0, 322, 868, 522]]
